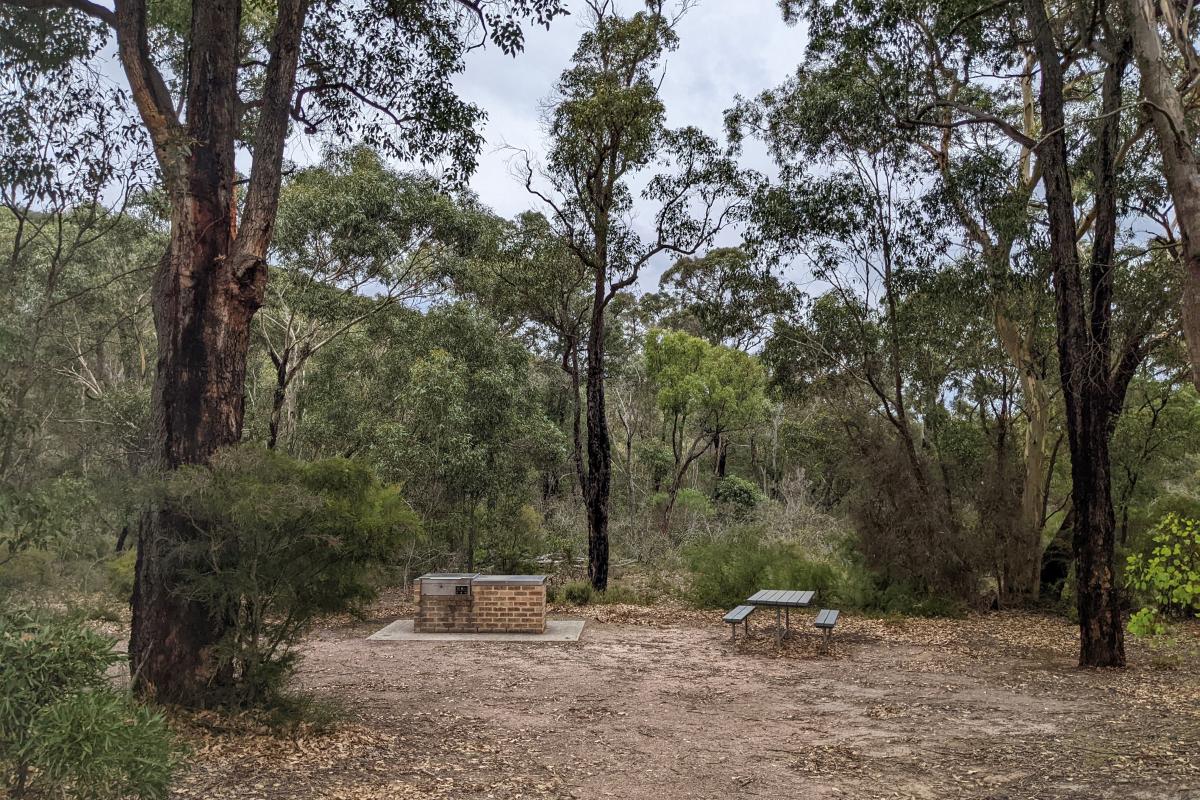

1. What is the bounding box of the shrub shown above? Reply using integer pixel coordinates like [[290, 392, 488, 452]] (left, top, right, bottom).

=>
[[1125, 513, 1200, 621], [1127, 607, 1168, 638], [839, 561, 966, 617], [635, 439, 675, 491], [0, 609, 177, 799], [845, 431, 984, 604], [105, 549, 138, 602], [0, 482, 78, 565], [562, 580, 593, 605], [713, 476, 764, 519], [161, 447, 422, 706], [0, 550, 56, 595], [685, 526, 838, 609], [652, 488, 711, 541], [479, 503, 544, 574]]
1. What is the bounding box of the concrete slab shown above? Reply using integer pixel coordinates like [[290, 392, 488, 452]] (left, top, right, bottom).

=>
[[367, 618, 585, 643]]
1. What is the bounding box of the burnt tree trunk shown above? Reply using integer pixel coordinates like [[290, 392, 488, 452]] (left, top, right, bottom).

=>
[[1024, 0, 1126, 667], [119, 0, 308, 703], [583, 280, 610, 591]]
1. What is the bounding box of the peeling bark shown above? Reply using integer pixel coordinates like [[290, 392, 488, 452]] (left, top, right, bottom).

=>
[[118, 0, 309, 703]]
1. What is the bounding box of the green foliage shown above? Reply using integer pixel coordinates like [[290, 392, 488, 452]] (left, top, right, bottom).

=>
[[684, 526, 838, 609], [0, 477, 111, 567], [22, 689, 175, 800], [651, 488, 711, 523], [376, 303, 563, 569], [561, 580, 594, 606], [1144, 455, 1200, 525], [0, 609, 176, 799], [635, 439, 675, 488], [273, 146, 482, 287], [105, 549, 137, 602], [479, 503, 545, 574], [655, 247, 800, 349], [0, 550, 56, 595], [713, 476, 764, 518], [645, 329, 769, 434], [838, 562, 966, 618], [1125, 514, 1200, 619], [591, 583, 656, 605], [162, 447, 421, 705], [1127, 607, 1168, 638]]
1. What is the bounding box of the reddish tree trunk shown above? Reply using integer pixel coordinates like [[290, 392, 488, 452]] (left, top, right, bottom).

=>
[[119, 0, 307, 703], [128, 0, 266, 703]]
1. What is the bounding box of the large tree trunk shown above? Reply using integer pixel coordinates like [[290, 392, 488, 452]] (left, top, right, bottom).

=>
[[129, 0, 254, 703], [1124, 0, 1200, 391], [583, 285, 611, 591], [1023, 0, 1126, 667], [122, 0, 307, 703]]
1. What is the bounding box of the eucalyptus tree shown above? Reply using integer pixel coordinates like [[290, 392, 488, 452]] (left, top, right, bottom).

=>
[[742, 0, 1065, 602], [1122, 0, 1200, 391], [756, 0, 1176, 665], [263, 146, 482, 451], [0, 64, 158, 560], [521, 0, 751, 589], [1018, 0, 1137, 665], [0, 0, 564, 703], [384, 303, 562, 571], [654, 247, 800, 352], [446, 211, 592, 499], [644, 328, 768, 535]]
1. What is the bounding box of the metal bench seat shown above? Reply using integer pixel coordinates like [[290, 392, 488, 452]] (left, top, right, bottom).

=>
[[814, 609, 839, 628], [814, 608, 839, 653], [723, 604, 756, 641]]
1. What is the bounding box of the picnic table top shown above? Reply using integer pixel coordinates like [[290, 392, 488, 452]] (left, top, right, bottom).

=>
[[747, 589, 815, 607]]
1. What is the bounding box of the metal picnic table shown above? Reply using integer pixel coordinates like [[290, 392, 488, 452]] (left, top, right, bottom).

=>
[[746, 589, 815, 643]]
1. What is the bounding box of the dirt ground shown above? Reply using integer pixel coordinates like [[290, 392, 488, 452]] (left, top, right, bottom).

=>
[[170, 595, 1200, 800]]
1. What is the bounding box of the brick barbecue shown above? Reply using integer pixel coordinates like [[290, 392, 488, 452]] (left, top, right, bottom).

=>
[[413, 573, 547, 634]]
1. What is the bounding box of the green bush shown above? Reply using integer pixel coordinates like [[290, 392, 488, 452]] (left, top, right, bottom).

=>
[[1126, 513, 1200, 625], [562, 580, 594, 605], [685, 526, 838, 609], [479, 503, 544, 574], [713, 476, 764, 518], [161, 447, 422, 706], [1127, 607, 1169, 638], [651, 489, 711, 534], [0, 550, 56, 594], [105, 549, 138, 602], [837, 549, 965, 617], [0, 609, 177, 799]]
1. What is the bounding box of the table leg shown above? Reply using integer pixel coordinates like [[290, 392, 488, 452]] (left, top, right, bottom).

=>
[[775, 607, 782, 645]]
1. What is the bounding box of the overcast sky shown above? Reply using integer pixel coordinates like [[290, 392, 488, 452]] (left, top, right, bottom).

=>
[[457, 2, 800, 208], [447, 0, 805, 287]]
